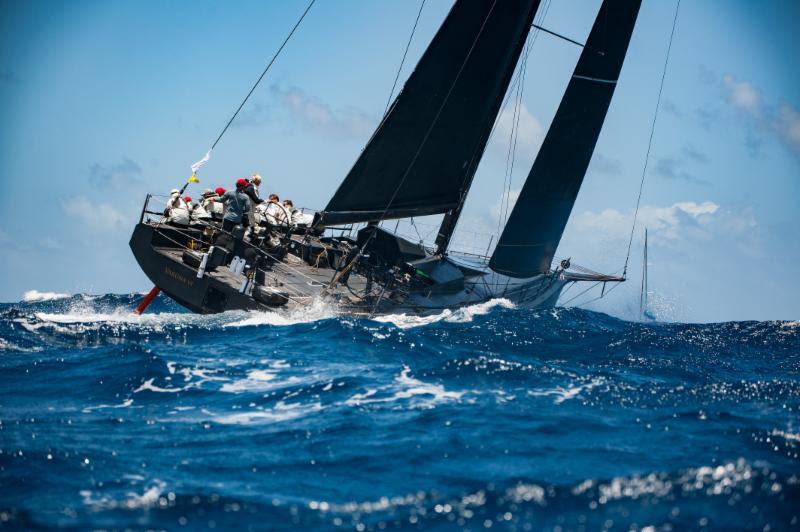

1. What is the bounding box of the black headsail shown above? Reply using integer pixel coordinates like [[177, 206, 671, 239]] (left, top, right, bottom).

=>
[[489, 0, 642, 278], [317, 0, 541, 227]]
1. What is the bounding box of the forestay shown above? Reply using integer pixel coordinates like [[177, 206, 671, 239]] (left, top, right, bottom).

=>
[[318, 0, 540, 227], [490, 0, 642, 278]]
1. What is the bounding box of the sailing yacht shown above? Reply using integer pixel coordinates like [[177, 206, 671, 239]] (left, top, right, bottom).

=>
[[130, 0, 641, 315]]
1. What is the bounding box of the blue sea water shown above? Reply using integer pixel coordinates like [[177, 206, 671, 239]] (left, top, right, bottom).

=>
[[0, 293, 798, 531]]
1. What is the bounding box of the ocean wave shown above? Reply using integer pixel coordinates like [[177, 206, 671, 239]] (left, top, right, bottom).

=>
[[224, 299, 337, 327], [2, 291, 798, 530], [80, 479, 167, 511], [345, 365, 466, 409], [22, 289, 71, 302], [209, 400, 323, 425], [371, 298, 515, 329]]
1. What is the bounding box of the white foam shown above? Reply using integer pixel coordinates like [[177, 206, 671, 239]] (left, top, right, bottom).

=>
[[528, 377, 605, 404], [221, 369, 281, 393], [81, 479, 166, 510], [211, 401, 322, 425], [372, 298, 515, 329], [134, 378, 187, 394], [224, 299, 336, 327], [346, 365, 464, 409], [33, 309, 218, 327], [0, 337, 42, 353], [82, 398, 134, 413], [23, 289, 70, 302]]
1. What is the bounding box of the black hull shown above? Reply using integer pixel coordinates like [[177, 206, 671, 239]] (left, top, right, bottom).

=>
[[129, 223, 266, 314], [129, 221, 587, 316]]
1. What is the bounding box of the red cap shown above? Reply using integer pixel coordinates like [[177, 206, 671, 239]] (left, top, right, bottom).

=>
[[184, 196, 192, 203], [215, 187, 226, 195], [236, 178, 248, 188]]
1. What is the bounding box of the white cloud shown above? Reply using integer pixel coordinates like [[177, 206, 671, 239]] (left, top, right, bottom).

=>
[[62, 196, 128, 231], [775, 102, 800, 153], [721, 73, 800, 156], [492, 102, 544, 160], [271, 85, 376, 140], [723, 74, 761, 114], [89, 158, 143, 190], [571, 201, 721, 242]]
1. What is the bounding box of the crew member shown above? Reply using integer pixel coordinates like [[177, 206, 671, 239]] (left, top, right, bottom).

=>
[[264, 194, 290, 226], [164, 189, 190, 226], [201, 189, 223, 221], [215, 178, 252, 232], [190, 193, 212, 222], [242, 174, 263, 229], [283, 199, 313, 226]]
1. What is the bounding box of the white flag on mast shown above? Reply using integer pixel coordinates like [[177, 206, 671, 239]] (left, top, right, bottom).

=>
[[191, 150, 212, 174]]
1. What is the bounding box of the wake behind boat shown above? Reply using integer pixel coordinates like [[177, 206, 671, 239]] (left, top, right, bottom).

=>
[[130, 0, 644, 316]]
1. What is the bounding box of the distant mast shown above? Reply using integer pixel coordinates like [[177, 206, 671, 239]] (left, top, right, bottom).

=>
[[640, 228, 648, 319]]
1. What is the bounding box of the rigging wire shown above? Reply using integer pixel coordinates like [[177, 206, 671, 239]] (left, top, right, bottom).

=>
[[622, 0, 681, 277], [383, 0, 426, 117], [209, 0, 316, 152], [496, 0, 551, 241], [500, 48, 528, 228], [375, 1, 499, 224], [325, 1, 501, 293], [495, 49, 527, 240]]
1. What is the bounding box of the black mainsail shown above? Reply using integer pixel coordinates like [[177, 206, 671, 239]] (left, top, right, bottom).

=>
[[317, 0, 541, 227], [489, 0, 642, 278]]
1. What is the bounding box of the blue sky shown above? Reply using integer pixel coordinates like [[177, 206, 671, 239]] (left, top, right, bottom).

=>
[[0, 0, 798, 322]]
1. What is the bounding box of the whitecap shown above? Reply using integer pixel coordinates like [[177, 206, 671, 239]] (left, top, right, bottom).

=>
[[224, 299, 336, 327], [528, 377, 605, 404], [373, 298, 514, 329], [345, 365, 465, 409], [134, 378, 188, 394], [81, 479, 167, 510], [82, 398, 134, 413], [0, 337, 42, 353], [221, 369, 279, 393], [22, 289, 70, 302], [210, 401, 322, 425]]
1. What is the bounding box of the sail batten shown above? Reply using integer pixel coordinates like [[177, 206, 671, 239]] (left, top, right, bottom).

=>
[[318, 0, 540, 228], [489, 0, 642, 278]]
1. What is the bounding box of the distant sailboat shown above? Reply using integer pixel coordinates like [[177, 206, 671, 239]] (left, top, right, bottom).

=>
[[640, 228, 656, 321], [130, 0, 647, 315]]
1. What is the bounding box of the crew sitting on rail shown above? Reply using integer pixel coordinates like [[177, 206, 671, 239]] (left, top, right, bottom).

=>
[[164, 189, 191, 226], [209, 178, 251, 233]]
